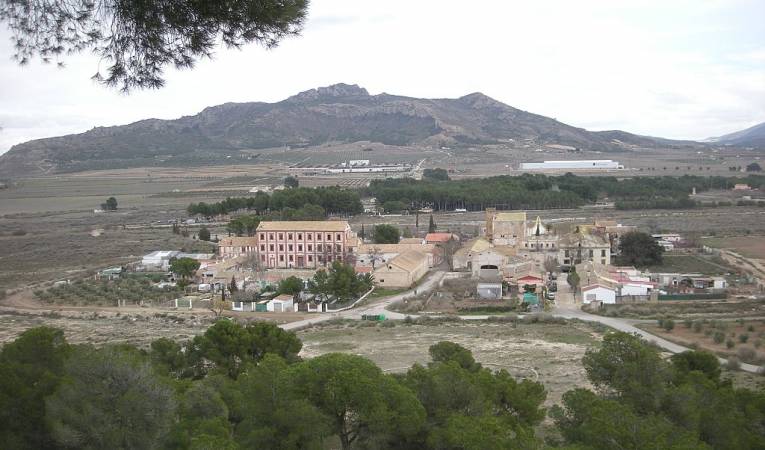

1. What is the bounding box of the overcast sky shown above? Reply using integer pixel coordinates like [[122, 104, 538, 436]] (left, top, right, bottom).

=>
[[1, 0, 764, 154]]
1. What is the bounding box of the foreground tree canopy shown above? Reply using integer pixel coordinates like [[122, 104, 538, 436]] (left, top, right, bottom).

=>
[[1, 324, 764, 449], [0, 0, 309, 91]]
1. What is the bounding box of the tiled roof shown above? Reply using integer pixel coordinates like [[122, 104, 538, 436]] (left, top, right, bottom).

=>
[[425, 232, 458, 243], [582, 284, 614, 291], [218, 237, 258, 246], [257, 221, 350, 232], [382, 250, 428, 272]]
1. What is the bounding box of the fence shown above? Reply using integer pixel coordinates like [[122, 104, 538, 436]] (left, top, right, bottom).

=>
[[658, 293, 727, 301]]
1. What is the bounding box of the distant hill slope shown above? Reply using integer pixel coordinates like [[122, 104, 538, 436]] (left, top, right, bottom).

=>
[[709, 122, 765, 148], [0, 83, 704, 176]]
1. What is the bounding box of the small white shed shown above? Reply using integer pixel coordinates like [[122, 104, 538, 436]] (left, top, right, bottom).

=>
[[268, 295, 295, 313]]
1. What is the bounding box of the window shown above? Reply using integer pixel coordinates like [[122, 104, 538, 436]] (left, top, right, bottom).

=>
[[601, 259, 606, 265], [288, 233, 293, 240], [288, 244, 293, 251], [380, 279, 385, 283], [279, 244, 284, 251], [234, 302, 242, 309], [279, 255, 284, 262], [326, 233, 332, 241], [289, 255, 293, 262], [260, 233, 265, 240], [298, 245, 303, 251], [269, 244, 274, 251], [308, 244, 313, 251], [318, 255, 323, 262], [317, 234, 322, 241], [269, 233, 274, 240], [336, 233, 341, 241], [317, 244, 323, 252], [601, 249, 606, 257], [335, 244, 341, 252], [298, 233, 302, 240], [260, 244, 265, 251], [589, 250, 594, 258], [307, 233, 313, 240], [564, 250, 570, 257], [308, 255, 313, 262], [278, 233, 283, 240]]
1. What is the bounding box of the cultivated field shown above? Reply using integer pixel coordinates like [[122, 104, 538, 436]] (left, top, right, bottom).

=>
[[648, 253, 735, 275], [595, 298, 765, 319], [703, 235, 765, 260], [640, 318, 765, 367]]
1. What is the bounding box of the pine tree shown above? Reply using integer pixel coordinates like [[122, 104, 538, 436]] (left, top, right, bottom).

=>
[[415, 212, 419, 228], [428, 215, 437, 233], [229, 276, 238, 294], [360, 224, 366, 241]]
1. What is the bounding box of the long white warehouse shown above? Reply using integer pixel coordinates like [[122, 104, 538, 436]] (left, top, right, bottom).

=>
[[519, 160, 623, 170]]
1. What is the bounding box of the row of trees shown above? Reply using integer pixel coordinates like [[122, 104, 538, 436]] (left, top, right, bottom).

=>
[[188, 186, 363, 217], [3, 324, 763, 449], [226, 205, 330, 236], [365, 173, 765, 212]]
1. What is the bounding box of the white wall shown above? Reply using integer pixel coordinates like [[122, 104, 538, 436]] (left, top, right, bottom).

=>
[[583, 287, 616, 304], [620, 283, 652, 296]]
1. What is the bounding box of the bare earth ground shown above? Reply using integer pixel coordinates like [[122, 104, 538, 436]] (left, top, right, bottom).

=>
[[0, 306, 313, 348], [298, 320, 600, 406], [0, 309, 212, 348]]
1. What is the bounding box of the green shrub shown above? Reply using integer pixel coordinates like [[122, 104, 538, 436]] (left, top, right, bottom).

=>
[[662, 319, 675, 332], [713, 331, 725, 344], [692, 322, 703, 333], [727, 356, 741, 371], [726, 339, 736, 349], [739, 333, 749, 343]]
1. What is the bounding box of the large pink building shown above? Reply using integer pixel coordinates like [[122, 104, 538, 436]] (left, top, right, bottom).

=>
[[255, 221, 358, 269]]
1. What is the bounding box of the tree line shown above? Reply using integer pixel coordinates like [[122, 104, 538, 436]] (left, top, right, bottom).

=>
[[365, 173, 765, 212], [188, 186, 363, 217], [2, 322, 763, 449]]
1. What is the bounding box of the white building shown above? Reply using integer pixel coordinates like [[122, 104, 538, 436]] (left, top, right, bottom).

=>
[[582, 284, 616, 304], [519, 160, 623, 171], [141, 251, 181, 270]]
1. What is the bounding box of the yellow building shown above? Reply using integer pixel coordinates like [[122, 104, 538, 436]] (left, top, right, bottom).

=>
[[373, 250, 429, 288]]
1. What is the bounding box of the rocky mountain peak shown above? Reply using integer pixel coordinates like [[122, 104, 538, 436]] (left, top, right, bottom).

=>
[[287, 83, 370, 102]]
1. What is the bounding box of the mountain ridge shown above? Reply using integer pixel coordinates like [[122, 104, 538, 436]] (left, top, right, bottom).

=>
[[0, 83, 711, 177], [708, 122, 765, 147]]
